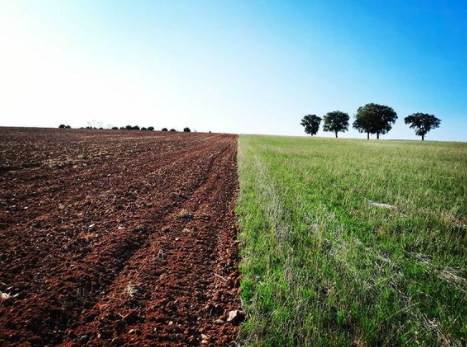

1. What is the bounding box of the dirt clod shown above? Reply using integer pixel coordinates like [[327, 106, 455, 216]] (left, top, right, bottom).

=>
[[227, 310, 246, 325]]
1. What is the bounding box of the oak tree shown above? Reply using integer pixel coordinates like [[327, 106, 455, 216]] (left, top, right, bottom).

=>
[[354, 103, 397, 139], [404, 113, 441, 141], [323, 111, 349, 138], [300, 114, 322, 136]]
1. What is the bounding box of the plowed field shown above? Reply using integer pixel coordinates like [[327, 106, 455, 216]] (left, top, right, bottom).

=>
[[0, 128, 241, 346]]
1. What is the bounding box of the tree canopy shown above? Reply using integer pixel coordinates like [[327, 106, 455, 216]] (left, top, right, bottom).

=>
[[353, 111, 373, 139], [323, 111, 349, 138], [404, 113, 441, 141], [300, 114, 322, 136], [354, 103, 397, 139]]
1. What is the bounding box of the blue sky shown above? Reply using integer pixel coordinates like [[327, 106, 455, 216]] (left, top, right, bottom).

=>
[[0, 0, 466, 141]]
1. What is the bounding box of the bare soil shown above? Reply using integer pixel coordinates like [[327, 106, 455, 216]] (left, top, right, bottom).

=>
[[0, 128, 241, 346]]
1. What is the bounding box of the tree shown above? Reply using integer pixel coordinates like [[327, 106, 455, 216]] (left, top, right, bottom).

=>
[[132, 125, 140, 130], [161, 128, 168, 131], [148, 126, 154, 131], [170, 128, 176, 132], [353, 111, 372, 140], [354, 103, 397, 139], [404, 113, 441, 141], [184, 127, 191, 133], [300, 114, 321, 136], [59, 124, 66, 129], [141, 127, 147, 131], [323, 111, 349, 138]]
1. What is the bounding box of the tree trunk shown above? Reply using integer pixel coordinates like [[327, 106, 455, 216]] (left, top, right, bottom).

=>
[[367, 132, 369, 140], [422, 134, 425, 141], [335, 130, 338, 138], [377, 132, 380, 140]]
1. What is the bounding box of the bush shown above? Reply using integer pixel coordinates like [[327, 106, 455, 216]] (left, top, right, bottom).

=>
[[170, 128, 176, 132], [148, 126, 154, 131], [112, 127, 118, 130], [120, 127, 125, 130], [161, 128, 168, 131], [125, 125, 132, 130], [59, 124, 66, 129], [65, 125, 71, 129], [141, 127, 147, 131], [132, 125, 140, 130], [183, 127, 191, 133]]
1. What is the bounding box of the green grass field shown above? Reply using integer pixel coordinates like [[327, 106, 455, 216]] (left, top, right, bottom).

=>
[[236, 135, 467, 346]]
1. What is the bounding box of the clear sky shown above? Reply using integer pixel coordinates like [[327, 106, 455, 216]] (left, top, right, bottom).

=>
[[1, 0, 466, 141]]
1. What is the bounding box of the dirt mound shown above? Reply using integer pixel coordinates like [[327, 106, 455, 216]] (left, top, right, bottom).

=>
[[0, 128, 241, 346]]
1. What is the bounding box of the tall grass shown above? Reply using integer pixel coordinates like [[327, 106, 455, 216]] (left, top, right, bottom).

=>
[[236, 135, 467, 346]]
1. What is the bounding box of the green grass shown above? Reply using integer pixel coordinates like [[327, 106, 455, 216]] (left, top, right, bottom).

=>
[[236, 135, 467, 347]]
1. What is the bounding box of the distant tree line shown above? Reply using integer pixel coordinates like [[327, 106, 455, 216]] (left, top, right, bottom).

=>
[[60, 125, 193, 133], [301, 103, 441, 141]]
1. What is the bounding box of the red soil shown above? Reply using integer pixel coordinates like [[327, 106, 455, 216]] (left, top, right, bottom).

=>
[[0, 128, 241, 346]]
